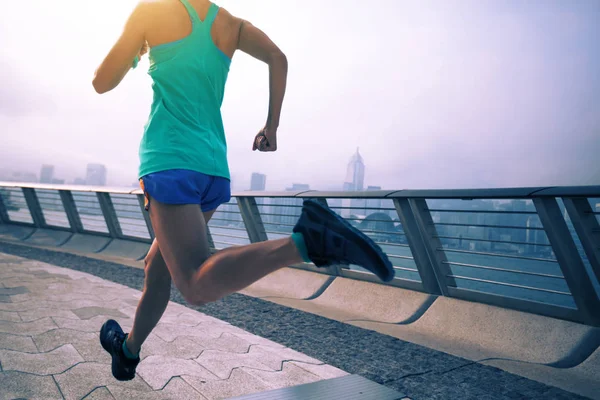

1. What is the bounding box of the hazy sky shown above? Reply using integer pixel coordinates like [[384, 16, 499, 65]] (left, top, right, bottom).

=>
[[1, 0, 599, 190]]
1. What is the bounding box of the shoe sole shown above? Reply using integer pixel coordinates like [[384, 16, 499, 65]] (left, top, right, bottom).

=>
[[303, 200, 395, 282]]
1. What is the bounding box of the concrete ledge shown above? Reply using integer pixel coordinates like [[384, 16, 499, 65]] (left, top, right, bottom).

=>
[[262, 277, 435, 324], [23, 229, 72, 247], [0, 225, 35, 241], [481, 347, 600, 400], [239, 268, 334, 300], [60, 234, 111, 253], [98, 239, 150, 261], [349, 296, 599, 365]]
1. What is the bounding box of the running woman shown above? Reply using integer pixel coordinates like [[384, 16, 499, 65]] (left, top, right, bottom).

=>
[[93, 0, 394, 381]]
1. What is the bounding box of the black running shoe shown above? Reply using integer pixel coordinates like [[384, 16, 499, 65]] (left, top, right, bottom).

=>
[[100, 319, 139, 381], [293, 199, 395, 282]]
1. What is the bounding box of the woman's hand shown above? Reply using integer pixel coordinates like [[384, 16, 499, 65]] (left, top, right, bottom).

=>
[[252, 127, 277, 152]]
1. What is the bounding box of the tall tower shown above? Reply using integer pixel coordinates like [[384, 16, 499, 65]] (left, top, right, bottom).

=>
[[343, 148, 365, 191], [342, 148, 366, 217]]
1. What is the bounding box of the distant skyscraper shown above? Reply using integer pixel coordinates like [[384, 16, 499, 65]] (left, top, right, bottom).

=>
[[40, 165, 54, 184], [343, 148, 365, 191], [250, 173, 266, 191], [85, 164, 107, 186], [342, 148, 366, 216]]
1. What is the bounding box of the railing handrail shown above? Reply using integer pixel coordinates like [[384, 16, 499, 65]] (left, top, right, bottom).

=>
[[1, 181, 599, 199]]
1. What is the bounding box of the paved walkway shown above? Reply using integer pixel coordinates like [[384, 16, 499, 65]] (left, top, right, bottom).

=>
[[0, 253, 352, 400]]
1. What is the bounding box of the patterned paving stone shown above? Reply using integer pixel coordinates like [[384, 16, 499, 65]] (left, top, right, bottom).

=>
[[228, 332, 286, 350], [158, 311, 221, 327], [0, 286, 30, 295], [137, 355, 219, 390], [288, 361, 349, 380], [0, 332, 38, 352], [0, 310, 21, 322], [108, 377, 207, 400], [196, 332, 253, 353], [53, 315, 132, 333], [54, 362, 151, 400], [194, 349, 276, 379], [152, 322, 223, 343], [184, 368, 273, 400], [0, 344, 84, 375], [72, 306, 128, 320], [0, 317, 57, 336], [242, 362, 323, 388], [0, 371, 63, 400], [19, 307, 80, 322], [141, 334, 205, 360], [249, 345, 324, 370], [83, 387, 115, 399], [33, 329, 109, 363]]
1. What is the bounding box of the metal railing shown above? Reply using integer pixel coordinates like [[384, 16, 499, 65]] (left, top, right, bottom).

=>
[[0, 182, 599, 326]]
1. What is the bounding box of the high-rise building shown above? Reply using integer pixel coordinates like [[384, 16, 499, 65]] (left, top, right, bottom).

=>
[[40, 165, 55, 184], [342, 148, 366, 216], [250, 173, 266, 191], [85, 164, 107, 186], [343, 148, 365, 191]]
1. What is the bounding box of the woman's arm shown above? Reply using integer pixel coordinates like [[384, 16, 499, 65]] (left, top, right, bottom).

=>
[[92, 3, 148, 94], [235, 19, 288, 151]]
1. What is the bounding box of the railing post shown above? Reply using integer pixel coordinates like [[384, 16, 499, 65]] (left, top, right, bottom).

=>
[[136, 194, 155, 240], [407, 198, 454, 295], [97, 192, 123, 239], [237, 196, 268, 243], [394, 198, 443, 295], [563, 197, 600, 286], [59, 190, 84, 233], [22, 188, 46, 228], [534, 197, 600, 326], [0, 190, 9, 224]]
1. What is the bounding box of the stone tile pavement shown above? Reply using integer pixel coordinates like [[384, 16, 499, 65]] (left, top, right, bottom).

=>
[[0, 253, 355, 400]]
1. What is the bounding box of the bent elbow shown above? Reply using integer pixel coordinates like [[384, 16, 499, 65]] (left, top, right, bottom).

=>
[[92, 78, 108, 94], [269, 50, 288, 70]]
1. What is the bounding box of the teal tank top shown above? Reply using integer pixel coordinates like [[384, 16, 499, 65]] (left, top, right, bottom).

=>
[[138, 1, 232, 180]]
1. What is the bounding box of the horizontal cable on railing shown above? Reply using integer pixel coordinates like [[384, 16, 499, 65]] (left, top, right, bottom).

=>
[[212, 239, 242, 247], [394, 266, 420, 272], [212, 209, 240, 215], [343, 217, 399, 223], [208, 225, 247, 232], [387, 254, 415, 260], [440, 248, 557, 263], [428, 209, 537, 215], [254, 202, 302, 208], [329, 206, 396, 211], [255, 212, 303, 217], [432, 222, 544, 231], [264, 230, 292, 236], [434, 235, 552, 247], [442, 261, 564, 279], [209, 217, 242, 223], [208, 232, 249, 240], [262, 221, 297, 228], [374, 241, 410, 248], [361, 229, 406, 236], [446, 274, 572, 296]]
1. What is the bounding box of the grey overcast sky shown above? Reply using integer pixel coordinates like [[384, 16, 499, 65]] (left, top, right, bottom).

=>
[[1, 0, 599, 190]]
